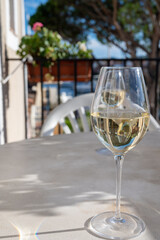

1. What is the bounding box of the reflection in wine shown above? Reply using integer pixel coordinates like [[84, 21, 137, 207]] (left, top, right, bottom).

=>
[[91, 112, 150, 155]]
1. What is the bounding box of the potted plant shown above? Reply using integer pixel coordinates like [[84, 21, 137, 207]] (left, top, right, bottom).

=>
[[17, 22, 93, 83]]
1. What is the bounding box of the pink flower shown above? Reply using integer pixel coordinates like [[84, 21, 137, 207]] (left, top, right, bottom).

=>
[[32, 22, 44, 32]]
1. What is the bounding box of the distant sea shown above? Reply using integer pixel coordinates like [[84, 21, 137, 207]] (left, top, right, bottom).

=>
[[43, 80, 97, 100]]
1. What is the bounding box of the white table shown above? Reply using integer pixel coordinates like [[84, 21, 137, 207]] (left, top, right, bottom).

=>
[[0, 131, 159, 240]]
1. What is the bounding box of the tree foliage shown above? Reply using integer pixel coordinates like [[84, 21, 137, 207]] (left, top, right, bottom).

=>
[[30, 0, 160, 58]]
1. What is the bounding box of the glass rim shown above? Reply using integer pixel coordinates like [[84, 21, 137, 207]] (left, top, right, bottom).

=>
[[101, 66, 142, 70]]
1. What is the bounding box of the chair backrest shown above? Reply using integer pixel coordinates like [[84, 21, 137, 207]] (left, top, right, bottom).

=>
[[41, 92, 160, 136], [41, 93, 94, 136], [149, 114, 160, 130]]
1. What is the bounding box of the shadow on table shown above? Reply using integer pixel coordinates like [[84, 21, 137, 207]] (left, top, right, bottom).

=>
[[0, 227, 84, 239]]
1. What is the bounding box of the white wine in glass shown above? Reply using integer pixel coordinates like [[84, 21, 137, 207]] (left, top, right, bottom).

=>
[[89, 67, 150, 240]]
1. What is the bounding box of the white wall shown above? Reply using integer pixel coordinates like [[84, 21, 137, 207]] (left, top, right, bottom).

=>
[[1, 0, 26, 143]]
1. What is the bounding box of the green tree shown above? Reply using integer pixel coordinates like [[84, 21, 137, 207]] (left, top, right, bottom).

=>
[[30, 0, 160, 115], [30, 0, 160, 58]]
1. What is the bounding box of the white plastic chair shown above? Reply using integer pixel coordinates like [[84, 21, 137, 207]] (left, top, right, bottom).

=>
[[40, 93, 160, 136], [41, 93, 94, 136]]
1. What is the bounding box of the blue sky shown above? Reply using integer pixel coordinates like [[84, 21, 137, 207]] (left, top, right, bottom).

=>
[[24, 0, 124, 58]]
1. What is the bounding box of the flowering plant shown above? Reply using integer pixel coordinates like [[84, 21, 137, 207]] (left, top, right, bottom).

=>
[[17, 22, 93, 66], [32, 22, 44, 31]]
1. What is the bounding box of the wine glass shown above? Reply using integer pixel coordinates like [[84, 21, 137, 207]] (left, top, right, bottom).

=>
[[89, 67, 150, 239]]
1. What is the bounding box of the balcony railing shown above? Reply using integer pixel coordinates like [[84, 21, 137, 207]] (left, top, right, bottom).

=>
[[7, 58, 160, 138]]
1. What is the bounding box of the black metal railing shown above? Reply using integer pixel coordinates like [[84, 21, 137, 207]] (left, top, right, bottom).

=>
[[6, 57, 160, 138]]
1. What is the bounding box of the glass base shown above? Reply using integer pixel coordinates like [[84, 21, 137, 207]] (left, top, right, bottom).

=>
[[89, 211, 145, 240]]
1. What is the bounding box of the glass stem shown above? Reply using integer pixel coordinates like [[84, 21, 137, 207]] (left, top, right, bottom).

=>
[[114, 155, 124, 220]]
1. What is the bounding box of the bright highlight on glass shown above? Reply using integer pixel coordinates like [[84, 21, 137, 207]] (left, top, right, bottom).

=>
[[89, 67, 150, 239]]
